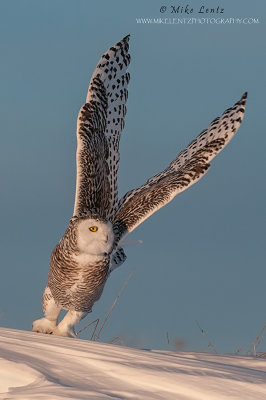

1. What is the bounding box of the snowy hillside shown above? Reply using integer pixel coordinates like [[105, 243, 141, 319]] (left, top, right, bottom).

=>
[[0, 328, 266, 399]]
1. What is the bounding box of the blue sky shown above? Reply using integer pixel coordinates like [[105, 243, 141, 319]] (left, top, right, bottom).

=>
[[0, 0, 265, 352]]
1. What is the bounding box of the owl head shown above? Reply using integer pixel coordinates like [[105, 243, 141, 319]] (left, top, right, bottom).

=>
[[71, 214, 114, 256]]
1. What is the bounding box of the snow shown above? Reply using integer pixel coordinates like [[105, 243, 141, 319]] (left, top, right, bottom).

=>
[[0, 328, 266, 400]]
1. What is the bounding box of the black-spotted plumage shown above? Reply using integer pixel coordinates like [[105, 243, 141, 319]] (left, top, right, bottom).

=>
[[74, 35, 130, 219], [113, 92, 247, 243], [32, 36, 247, 337], [48, 216, 110, 313]]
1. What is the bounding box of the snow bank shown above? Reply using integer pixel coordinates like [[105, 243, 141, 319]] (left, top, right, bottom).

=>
[[0, 328, 266, 399]]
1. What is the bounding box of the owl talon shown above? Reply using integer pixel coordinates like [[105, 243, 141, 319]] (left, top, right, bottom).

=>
[[50, 310, 86, 338], [32, 317, 57, 334], [52, 326, 77, 338]]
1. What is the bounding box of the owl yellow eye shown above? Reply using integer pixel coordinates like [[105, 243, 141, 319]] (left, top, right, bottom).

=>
[[89, 226, 98, 232]]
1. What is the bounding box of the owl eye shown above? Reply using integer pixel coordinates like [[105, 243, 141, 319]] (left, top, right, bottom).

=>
[[89, 226, 98, 232]]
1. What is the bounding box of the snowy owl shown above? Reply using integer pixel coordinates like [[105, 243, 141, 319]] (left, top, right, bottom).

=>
[[32, 35, 247, 337]]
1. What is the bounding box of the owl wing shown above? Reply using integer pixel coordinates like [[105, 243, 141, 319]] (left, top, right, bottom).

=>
[[112, 93, 247, 244], [109, 247, 127, 273], [73, 35, 130, 218]]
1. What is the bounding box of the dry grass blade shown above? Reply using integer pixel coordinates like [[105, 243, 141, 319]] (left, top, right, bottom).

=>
[[108, 337, 125, 346], [77, 318, 99, 339], [166, 332, 170, 348], [246, 324, 266, 355], [94, 270, 134, 341], [196, 320, 217, 354]]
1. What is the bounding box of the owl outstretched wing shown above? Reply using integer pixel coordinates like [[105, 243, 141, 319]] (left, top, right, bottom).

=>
[[73, 35, 130, 219], [112, 93, 247, 243]]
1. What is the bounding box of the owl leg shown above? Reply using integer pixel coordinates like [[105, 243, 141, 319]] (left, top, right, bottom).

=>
[[32, 286, 61, 334], [52, 310, 87, 338]]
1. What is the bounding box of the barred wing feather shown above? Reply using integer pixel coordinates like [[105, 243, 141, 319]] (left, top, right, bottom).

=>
[[73, 35, 130, 218], [113, 92, 247, 242]]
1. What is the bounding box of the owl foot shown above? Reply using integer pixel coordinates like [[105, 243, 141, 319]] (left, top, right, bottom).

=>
[[50, 310, 87, 338], [32, 317, 57, 334], [52, 325, 77, 338]]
